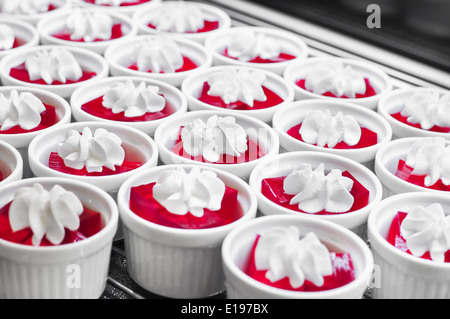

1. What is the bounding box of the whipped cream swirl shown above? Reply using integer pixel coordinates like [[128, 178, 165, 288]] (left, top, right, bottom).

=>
[[406, 137, 450, 187], [304, 61, 367, 98], [0, 0, 51, 14], [254, 226, 333, 288], [8, 183, 84, 246], [401, 90, 450, 130], [0, 24, 14, 50], [102, 79, 166, 117], [94, 0, 136, 6], [66, 9, 114, 42], [401, 203, 450, 263], [25, 49, 83, 85], [283, 163, 354, 214], [181, 115, 248, 163], [207, 68, 267, 107], [299, 109, 362, 148], [133, 36, 184, 74], [0, 90, 46, 131], [153, 166, 226, 217], [227, 30, 281, 62], [57, 127, 125, 173], [147, 2, 205, 33]]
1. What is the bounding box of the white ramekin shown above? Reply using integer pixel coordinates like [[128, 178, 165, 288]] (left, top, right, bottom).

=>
[[70, 76, 188, 137], [36, 9, 138, 55], [27, 121, 159, 196], [117, 163, 257, 298], [104, 34, 213, 88], [205, 26, 309, 75], [368, 191, 450, 299], [0, 86, 71, 178], [134, 1, 232, 44], [0, 19, 40, 61], [222, 214, 374, 299], [374, 137, 450, 198], [74, 0, 162, 16], [0, 45, 109, 99], [377, 87, 450, 140], [0, 140, 23, 187], [0, 0, 70, 25], [273, 99, 393, 170], [249, 151, 383, 238], [154, 110, 280, 180], [0, 177, 118, 299], [283, 57, 393, 110], [181, 65, 295, 123]]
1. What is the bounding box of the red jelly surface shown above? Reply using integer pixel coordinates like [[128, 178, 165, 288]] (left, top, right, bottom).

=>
[[129, 182, 242, 229], [388, 211, 450, 262], [0, 171, 3, 182], [9, 63, 97, 85], [0, 202, 102, 246], [128, 56, 198, 73], [0, 103, 58, 134], [390, 112, 450, 133], [223, 48, 296, 64], [172, 127, 266, 164], [287, 123, 378, 149], [81, 95, 176, 122], [48, 152, 142, 177], [295, 78, 377, 99], [0, 38, 25, 51], [198, 82, 284, 110], [51, 24, 124, 42], [244, 235, 355, 292], [148, 20, 219, 33], [84, 0, 151, 6], [261, 170, 370, 215], [395, 159, 450, 192]]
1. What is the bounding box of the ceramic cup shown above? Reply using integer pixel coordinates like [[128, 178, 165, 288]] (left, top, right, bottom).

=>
[[0, 140, 23, 187], [0, 19, 40, 61]]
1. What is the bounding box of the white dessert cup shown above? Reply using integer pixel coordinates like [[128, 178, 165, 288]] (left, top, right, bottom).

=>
[[273, 99, 393, 170], [0, 86, 71, 178], [181, 65, 295, 124], [0, 140, 23, 187], [374, 137, 450, 198], [205, 26, 309, 75], [74, 0, 162, 17], [368, 192, 450, 299], [154, 110, 280, 180], [377, 87, 450, 140], [0, 19, 40, 61], [37, 9, 138, 55], [0, 0, 70, 26], [222, 214, 374, 299], [70, 76, 188, 137], [0, 45, 109, 99], [104, 34, 212, 88], [134, 1, 232, 44], [117, 163, 258, 298], [0, 177, 118, 299], [283, 57, 393, 110], [249, 151, 383, 238]]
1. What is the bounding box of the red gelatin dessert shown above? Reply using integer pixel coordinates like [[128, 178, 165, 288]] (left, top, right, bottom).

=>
[[148, 20, 219, 34], [128, 56, 198, 74], [390, 112, 450, 133], [395, 159, 450, 192], [296, 78, 377, 99], [0, 103, 58, 134], [223, 48, 296, 64]]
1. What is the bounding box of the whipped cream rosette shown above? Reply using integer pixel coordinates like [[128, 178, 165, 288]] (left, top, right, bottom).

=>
[[227, 30, 282, 62], [0, 0, 51, 14], [65, 9, 114, 43], [0, 24, 14, 50]]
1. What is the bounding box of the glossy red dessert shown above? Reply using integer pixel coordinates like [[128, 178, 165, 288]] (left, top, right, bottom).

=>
[[388, 211, 450, 262], [172, 127, 266, 164], [261, 170, 370, 215], [244, 234, 355, 292], [48, 152, 142, 177], [287, 123, 378, 149], [0, 38, 25, 51], [198, 82, 283, 110], [295, 78, 377, 99], [9, 63, 97, 85], [0, 171, 3, 182], [390, 112, 450, 133], [148, 20, 219, 33], [395, 159, 450, 192], [81, 95, 176, 122], [223, 48, 296, 64], [0, 201, 102, 246], [51, 24, 124, 42], [128, 56, 197, 73], [129, 182, 243, 229], [0, 103, 58, 134], [84, 0, 151, 7]]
